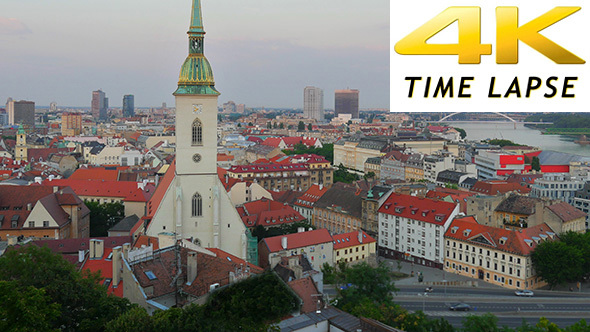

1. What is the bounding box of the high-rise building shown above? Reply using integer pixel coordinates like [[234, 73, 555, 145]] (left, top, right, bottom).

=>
[[91, 90, 108, 120], [236, 104, 245, 113], [123, 95, 135, 117], [335, 89, 359, 119], [7, 100, 35, 127], [223, 101, 236, 113], [145, 0, 250, 261], [49, 102, 58, 112], [61, 112, 82, 136], [303, 86, 324, 122]]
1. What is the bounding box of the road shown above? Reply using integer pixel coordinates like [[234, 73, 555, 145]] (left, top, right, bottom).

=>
[[394, 286, 590, 328]]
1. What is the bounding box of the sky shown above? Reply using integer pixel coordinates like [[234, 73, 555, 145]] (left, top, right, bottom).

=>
[[0, 0, 389, 109]]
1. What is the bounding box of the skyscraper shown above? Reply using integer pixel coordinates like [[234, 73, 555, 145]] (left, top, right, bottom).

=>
[[91, 90, 108, 120], [123, 95, 135, 117], [335, 89, 359, 118], [145, 0, 249, 260], [7, 100, 35, 127], [303, 86, 324, 122]]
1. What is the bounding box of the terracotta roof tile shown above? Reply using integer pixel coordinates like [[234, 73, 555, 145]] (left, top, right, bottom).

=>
[[288, 277, 321, 314], [263, 229, 333, 252], [378, 193, 457, 226], [546, 202, 587, 222]]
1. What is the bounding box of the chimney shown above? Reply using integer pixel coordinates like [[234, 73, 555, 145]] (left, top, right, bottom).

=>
[[297, 227, 305, 233], [319, 184, 323, 190], [187, 251, 198, 285], [122, 243, 131, 260], [112, 246, 122, 287], [78, 249, 85, 263], [91, 239, 104, 259], [53, 186, 59, 193], [26, 203, 32, 211], [358, 230, 363, 244], [281, 236, 288, 250]]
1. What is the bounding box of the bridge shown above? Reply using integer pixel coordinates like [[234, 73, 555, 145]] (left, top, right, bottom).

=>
[[438, 112, 516, 122], [437, 112, 552, 125]]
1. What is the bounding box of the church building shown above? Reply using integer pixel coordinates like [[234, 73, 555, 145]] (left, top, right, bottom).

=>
[[145, 0, 255, 261]]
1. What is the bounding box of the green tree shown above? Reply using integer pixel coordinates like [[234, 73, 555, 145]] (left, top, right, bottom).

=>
[[487, 139, 524, 147], [532, 240, 584, 288], [308, 123, 313, 131], [86, 201, 125, 237], [532, 156, 541, 171], [248, 122, 254, 126], [0, 245, 133, 332], [267, 122, 272, 129], [364, 171, 376, 180], [333, 164, 360, 184], [279, 123, 284, 129], [298, 121, 305, 131], [0, 281, 61, 332], [454, 127, 467, 139], [273, 122, 278, 129], [339, 262, 398, 309], [105, 307, 153, 332], [461, 313, 500, 332]]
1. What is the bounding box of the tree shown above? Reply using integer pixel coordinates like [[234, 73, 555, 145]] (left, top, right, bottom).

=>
[[267, 122, 272, 129], [0, 245, 133, 332], [86, 201, 125, 237], [273, 122, 278, 129], [334, 164, 360, 184], [532, 240, 584, 288], [532, 156, 541, 171], [248, 122, 254, 126], [339, 262, 398, 308], [454, 127, 467, 139], [461, 314, 500, 332], [279, 123, 284, 129], [0, 281, 61, 332], [298, 121, 305, 131], [364, 171, 376, 180], [105, 307, 153, 332], [308, 123, 313, 131]]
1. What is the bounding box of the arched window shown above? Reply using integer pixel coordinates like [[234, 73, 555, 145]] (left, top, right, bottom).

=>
[[192, 118, 203, 146], [192, 193, 202, 217]]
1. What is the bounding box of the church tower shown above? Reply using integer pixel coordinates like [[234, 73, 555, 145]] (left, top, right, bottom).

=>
[[145, 0, 250, 260], [15, 125, 28, 162]]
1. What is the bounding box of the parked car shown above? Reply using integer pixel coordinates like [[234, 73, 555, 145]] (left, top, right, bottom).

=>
[[449, 303, 471, 311], [515, 289, 534, 297]]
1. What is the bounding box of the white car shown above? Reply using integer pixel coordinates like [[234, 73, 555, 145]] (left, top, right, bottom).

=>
[[515, 289, 534, 297]]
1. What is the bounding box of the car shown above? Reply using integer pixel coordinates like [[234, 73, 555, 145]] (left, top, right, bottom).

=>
[[339, 283, 353, 290], [449, 303, 471, 311], [515, 289, 534, 297]]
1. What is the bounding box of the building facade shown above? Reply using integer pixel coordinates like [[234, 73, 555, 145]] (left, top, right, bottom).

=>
[[61, 112, 82, 136], [7, 100, 35, 127], [123, 95, 135, 117], [529, 173, 586, 205], [92, 90, 108, 120], [378, 193, 459, 268], [474, 150, 525, 180], [335, 89, 359, 118], [444, 216, 555, 290], [303, 86, 324, 122]]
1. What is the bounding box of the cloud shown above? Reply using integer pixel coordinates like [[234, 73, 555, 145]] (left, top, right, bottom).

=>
[[0, 18, 31, 35]]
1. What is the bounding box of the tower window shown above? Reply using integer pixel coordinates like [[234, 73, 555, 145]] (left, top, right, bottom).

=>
[[192, 118, 203, 146], [192, 193, 202, 217]]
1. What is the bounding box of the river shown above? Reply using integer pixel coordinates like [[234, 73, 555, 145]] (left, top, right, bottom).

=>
[[445, 121, 590, 157]]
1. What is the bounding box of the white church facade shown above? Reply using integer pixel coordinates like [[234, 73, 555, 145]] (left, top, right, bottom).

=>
[[145, 0, 255, 262]]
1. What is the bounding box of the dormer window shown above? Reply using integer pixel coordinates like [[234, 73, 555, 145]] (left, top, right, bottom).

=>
[[451, 226, 459, 234], [435, 214, 445, 222], [499, 237, 507, 245], [463, 229, 471, 237]]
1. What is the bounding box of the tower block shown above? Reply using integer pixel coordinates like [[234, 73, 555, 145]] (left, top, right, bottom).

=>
[[146, 0, 251, 260]]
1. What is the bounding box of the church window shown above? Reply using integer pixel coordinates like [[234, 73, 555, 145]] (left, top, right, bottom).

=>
[[192, 193, 203, 217], [192, 118, 203, 146]]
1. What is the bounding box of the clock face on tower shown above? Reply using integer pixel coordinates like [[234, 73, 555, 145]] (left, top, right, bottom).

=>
[[193, 104, 203, 114]]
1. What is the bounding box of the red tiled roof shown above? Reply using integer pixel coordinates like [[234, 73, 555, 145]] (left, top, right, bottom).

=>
[[263, 229, 333, 252], [546, 202, 587, 222], [282, 137, 320, 148], [229, 163, 308, 174], [131, 246, 262, 301], [261, 137, 283, 148], [332, 230, 376, 250], [445, 216, 558, 256], [81, 248, 123, 297], [206, 248, 264, 274], [378, 193, 457, 226], [146, 160, 176, 218], [470, 181, 531, 195], [217, 153, 234, 162], [42, 179, 149, 201], [133, 234, 159, 250], [69, 168, 119, 181], [288, 277, 321, 314], [294, 184, 328, 208], [239, 198, 305, 228]]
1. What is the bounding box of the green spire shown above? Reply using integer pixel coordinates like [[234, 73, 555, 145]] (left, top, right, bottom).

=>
[[17, 124, 25, 135], [174, 0, 219, 96], [189, 0, 205, 35]]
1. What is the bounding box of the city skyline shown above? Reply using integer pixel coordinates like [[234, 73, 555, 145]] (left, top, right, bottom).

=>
[[0, 0, 389, 109]]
